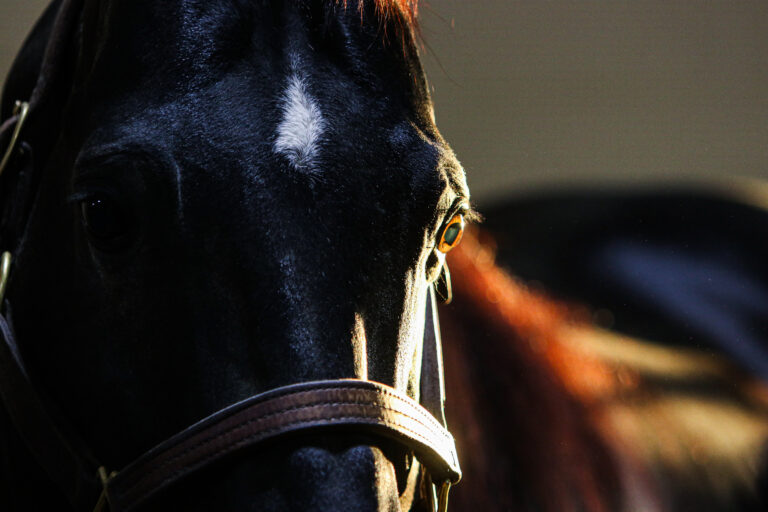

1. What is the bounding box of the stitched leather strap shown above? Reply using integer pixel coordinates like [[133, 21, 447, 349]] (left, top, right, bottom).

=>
[[105, 379, 461, 511], [0, 283, 460, 512]]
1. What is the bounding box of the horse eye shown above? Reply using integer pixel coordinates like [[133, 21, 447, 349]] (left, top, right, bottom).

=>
[[437, 214, 465, 253], [80, 196, 129, 241]]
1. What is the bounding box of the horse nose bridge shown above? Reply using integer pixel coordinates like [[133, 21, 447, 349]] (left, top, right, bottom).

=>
[[267, 211, 368, 304], [261, 228, 411, 384], [285, 444, 403, 511], [143, 442, 407, 511], [262, 246, 360, 378]]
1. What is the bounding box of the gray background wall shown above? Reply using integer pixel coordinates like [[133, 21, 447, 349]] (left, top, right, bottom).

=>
[[2, 1, 767, 204]]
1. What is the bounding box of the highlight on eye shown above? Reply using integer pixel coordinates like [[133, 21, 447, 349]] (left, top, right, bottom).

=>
[[80, 195, 128, 241], [438, 214, 465, 253]]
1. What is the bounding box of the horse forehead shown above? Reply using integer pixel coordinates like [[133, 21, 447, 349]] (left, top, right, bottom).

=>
[[99, 75, 448, 184], [84, 88, 450, 203], [86, 1, 436, 143], [82, 0, 459, 197], [92, 0, 401, 91]]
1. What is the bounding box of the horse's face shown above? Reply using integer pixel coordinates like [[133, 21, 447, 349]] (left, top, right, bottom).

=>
[[9, 1, 467, 510]]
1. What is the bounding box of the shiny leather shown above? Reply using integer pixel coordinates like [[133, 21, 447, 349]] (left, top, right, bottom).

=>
[[105, 379, 460, 511], [0, 288, 460, 511]]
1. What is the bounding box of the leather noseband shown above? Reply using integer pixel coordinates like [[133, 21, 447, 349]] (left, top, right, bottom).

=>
[[103, 378, 461, 511], [0, 283, 460, 512]]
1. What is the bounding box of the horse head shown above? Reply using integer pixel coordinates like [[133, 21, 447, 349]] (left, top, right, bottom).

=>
[[0, 1, 468, 510]]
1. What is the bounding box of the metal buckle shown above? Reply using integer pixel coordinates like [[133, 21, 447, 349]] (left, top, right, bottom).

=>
[[0, 101, 30, 179], [426, 474, 452, 512], [93, 466, 117, 512], [0, 252, 11, 307], [436, 480, 451, 512], [0, 100, 29, 307]]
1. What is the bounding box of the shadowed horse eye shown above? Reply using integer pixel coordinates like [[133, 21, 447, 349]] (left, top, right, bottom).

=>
[[438, 214, 465, 253], [80, 196, 129, 242]]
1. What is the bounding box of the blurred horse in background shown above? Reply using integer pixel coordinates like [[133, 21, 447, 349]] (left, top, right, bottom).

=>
[[442, 198, 768, 511]]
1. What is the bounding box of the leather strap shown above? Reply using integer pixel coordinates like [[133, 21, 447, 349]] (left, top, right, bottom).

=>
[[0, 10, 105, 500], [104, 379, 461, 511], [420, 286, 448, 426], [0, 291, 461, 512], [0, 290, 461, 512], [0, 308, 102, 509], [0, 0, 83, 252]]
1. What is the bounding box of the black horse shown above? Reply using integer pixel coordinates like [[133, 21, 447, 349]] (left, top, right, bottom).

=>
[[0, 1, 468, 510]]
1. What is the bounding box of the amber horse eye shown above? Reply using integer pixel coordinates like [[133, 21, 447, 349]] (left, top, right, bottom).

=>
[[438, 214, 465, 253]]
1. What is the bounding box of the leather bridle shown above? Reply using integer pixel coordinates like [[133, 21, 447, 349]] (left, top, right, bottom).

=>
[[0, 283, 460, 512], [0, 1, 461, 511]]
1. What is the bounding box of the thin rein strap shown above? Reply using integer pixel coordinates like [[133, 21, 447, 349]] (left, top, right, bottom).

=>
[[0, 0, 105, 507], [0, 102, 29, 180], [0, 310, 102, 508]]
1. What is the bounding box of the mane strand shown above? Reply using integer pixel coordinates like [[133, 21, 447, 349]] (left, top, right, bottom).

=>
[[372, 0, 418, 27], [337, 0, 419, 35]]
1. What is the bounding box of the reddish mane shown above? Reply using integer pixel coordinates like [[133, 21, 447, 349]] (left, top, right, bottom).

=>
[[372, 0, 418, 26], [340, 0, 419, 33], [441, 229, 622, 512]]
